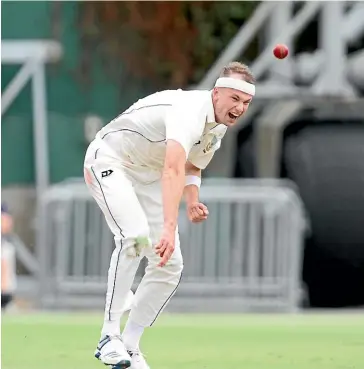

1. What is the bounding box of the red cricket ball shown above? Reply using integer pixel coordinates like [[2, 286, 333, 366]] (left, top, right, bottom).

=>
[[273, 44, 289, 59]]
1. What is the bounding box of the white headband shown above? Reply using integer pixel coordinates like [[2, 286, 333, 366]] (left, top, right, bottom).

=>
[[214, 77, 255, 96]]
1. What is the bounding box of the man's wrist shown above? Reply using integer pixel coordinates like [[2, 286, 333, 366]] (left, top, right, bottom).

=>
[[163, 220, 177, 232], [184, 183, 199, 205], [185, 175, 201, 188]]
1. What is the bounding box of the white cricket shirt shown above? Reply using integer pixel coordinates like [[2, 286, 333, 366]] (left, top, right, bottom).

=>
[[94, 89, 227, 171]]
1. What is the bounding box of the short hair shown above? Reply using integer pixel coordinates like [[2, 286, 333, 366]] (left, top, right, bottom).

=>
[[219, 61, 256, 84]]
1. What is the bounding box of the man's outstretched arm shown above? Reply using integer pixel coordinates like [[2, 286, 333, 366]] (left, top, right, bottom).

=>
[[156, 139, 187, 267], [156, 102, 205, 266], [162, 140, 187, 233]]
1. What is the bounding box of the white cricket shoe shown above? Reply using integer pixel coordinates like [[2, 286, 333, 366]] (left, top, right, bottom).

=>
[[127, 349, 151, 369], [95, 335, 131, 368]]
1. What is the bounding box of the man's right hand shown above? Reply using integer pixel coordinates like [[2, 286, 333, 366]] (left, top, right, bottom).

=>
[[155, 227, 176, 267]]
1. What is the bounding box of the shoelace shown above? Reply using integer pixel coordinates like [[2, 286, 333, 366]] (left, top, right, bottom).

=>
[[106, 336, 147, 360], [102, 335, 128, 353]]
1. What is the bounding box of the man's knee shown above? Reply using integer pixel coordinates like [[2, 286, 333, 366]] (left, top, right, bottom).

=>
[[120, 227, 152, 257]]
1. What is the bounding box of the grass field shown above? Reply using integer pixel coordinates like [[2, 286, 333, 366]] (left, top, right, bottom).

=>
[[2, 312, 364, 369]]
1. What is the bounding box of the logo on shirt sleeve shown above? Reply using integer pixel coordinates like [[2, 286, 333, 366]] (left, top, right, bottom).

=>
[[203, 136, 218, 153]]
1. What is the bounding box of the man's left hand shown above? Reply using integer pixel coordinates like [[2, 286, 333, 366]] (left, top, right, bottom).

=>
[[187, 202, 209, 223]]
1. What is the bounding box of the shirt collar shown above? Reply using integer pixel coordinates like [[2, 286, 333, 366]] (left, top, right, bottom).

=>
[[205, 91, 227, 136]]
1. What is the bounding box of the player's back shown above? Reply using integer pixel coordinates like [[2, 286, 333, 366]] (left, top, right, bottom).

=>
[[123, 89, 183, 115], [98, 89, 209, 137], [93, 89, 211, 169]]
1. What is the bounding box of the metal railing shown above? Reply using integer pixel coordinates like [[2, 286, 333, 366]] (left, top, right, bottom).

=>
[[36, 178, 306, 312]]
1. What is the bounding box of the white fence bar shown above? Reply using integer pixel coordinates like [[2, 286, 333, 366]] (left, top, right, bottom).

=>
[[36, 178, 306, 312]]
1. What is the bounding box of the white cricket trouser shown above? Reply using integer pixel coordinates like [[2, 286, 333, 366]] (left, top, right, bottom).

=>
[[84, 141, 183, 327]]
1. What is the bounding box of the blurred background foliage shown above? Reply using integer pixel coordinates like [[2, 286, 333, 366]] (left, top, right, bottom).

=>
[[77, 1, 258, 89]]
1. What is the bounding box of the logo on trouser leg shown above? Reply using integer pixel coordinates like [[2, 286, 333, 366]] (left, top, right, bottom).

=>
[[101, 169, 113, 178]]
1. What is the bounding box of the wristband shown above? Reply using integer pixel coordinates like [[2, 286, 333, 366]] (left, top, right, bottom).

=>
[[185, 175, 201, 188]]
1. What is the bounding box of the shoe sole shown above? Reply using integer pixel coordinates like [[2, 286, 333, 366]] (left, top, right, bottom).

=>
[[95, 352, 131, 369], [109, 360, 131, 369]]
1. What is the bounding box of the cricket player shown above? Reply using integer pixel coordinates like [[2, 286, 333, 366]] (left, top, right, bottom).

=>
[[84, 62, 255, 369]]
